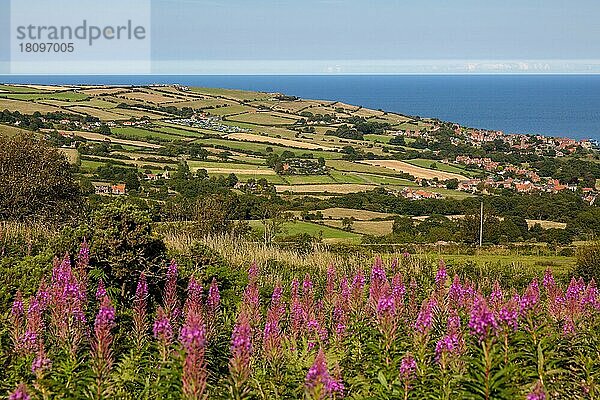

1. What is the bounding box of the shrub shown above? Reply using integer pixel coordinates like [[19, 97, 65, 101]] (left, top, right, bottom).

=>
[[574, 242, 600, 281], [91, 201, 166, 296]]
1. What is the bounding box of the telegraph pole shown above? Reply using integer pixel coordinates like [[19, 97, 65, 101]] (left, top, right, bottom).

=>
[[479, 200, 484, 247]]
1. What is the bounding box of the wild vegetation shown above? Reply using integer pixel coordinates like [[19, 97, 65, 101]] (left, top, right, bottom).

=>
[[2, 84, 600, 398]]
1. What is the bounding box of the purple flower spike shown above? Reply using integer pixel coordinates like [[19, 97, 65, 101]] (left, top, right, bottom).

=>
[[9, 383, 30, 400], [399, 353, 417, 381], [305, 347, 344, 398], [435, 260, 448, 287], [153, 307, 173, 345], [469, 295, 498, 342], [527, 381, 546, 400], [132, 272, 149, 348], [230, 312, 253, 385], [207, 278, 220, 313], [96, 279, 107, 301], [180, 311, 207, 399]]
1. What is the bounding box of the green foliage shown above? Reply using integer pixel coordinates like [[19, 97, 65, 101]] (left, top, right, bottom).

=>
[[91, 201, 166, 295], [575, 242, 600, 282], [0, 134, 82, 222]]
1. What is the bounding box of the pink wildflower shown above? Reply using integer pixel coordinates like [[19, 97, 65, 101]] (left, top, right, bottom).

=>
[[469, 295, 497, 341], [9, 383, 30, 400]]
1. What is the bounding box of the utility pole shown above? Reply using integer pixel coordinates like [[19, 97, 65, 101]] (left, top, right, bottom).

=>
[[479, 200, 484, 247]]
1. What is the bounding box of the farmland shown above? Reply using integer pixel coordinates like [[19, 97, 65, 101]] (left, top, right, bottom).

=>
[[360, 160, 468, 180], [0, 83, 586, 248]]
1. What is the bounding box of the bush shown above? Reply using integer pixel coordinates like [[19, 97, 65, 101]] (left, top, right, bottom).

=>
[[91, 201, 166, 295], [574, 242, 600, 281]]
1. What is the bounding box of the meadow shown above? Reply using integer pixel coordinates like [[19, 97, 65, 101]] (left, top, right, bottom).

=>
[[2, 236, 597, 399]]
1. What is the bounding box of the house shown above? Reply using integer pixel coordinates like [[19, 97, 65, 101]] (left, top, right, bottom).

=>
[[145, 173, 159, 181], [401, 188, 442, 200], [111, 184, 126, 195], [93, 183, 127, 196]]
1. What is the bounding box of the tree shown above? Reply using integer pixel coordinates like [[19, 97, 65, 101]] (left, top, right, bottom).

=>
[[0, 134, 81, 221], [260, 206, 293, 244], [98, 124, 111, 135], [445, 179, 459, 190], [341, 217, 354, 232]]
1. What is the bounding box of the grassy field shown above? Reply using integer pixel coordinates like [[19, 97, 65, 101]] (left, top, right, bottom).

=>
[[436, 253, 575, 274], [205, 105, 254, 116], [189, 87, 271, 101], [0, 84, 48, 93], [199, 138, 343, 159], [361, 160, 468, 180], [363, 134, 392, 143], [227, 112, 298, 125], [249, 220, 362, 243], [0, 98, 62, 113], [275, 183, 377, 194], [116, 90, 187, 104], [326, 159, 406, 176], [67, 106, 129, 121], [1, 92, 89, 102], [168, 98, 233, 109], [282, 175, 338, 185], [226, 132, 336, 151], [187, 160, 275, 175], [73, 131, 162, 149], [355, 173, 418, 186], [322, 219, 394, 236], [404, 158, 473, 177], [111, 127, 186, 142], [319, 207, 393, 220], [0, 123, 34, 137]]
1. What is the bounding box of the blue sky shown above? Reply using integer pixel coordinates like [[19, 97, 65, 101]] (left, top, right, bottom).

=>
[[145, 0, 600, 73], [2, 0, 600, 74]]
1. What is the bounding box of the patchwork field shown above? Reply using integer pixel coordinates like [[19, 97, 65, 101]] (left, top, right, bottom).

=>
[[0, 98, 62, 113], [72, 131, 162, 149], [275, 183, 377, 194], [226, 132, 337, 151], [360, 160, 468, 180], [322, 219, 395, 236], [227, 112, 298, 125], [319, 207, 393, 220]]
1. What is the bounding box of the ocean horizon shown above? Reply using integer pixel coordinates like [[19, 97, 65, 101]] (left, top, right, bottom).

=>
[[2, 74, 600, 141]]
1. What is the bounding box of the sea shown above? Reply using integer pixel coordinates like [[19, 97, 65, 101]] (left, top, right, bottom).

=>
[[2, 74, 600, 140]]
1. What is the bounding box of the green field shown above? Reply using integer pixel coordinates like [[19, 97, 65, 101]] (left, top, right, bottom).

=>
[[228, 112, 297, 126], [0, 123, 33, 137], [111, 127, 186, 142], [354, 173, 418, 186], [198, 138, 343, 159], [363, 134, 392, 143], [404, 158, 473, 177], [217, 173, 288, 184], [436, 253, 575, 274], [189, 87, 270, 101], [249, 220, 362, 243], [0, 85, 47, 93], [1, 92, 89, 102], [282, 175, 338, 185]]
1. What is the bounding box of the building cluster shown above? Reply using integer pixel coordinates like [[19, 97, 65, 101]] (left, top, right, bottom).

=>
[[166, 114, 250, 134], [143, 171, 171, 181], [93, 183, 126, 196], [281, 159, 327, 175], [455, 156, 540, 181], [455, 176, 596, 204], [453, 126, 589, 156], [399, 187, 443, 200]]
